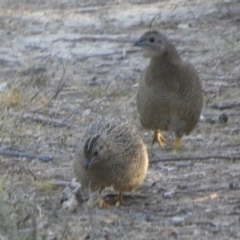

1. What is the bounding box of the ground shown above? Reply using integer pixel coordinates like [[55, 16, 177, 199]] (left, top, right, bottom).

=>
[[0, 0, 240, 239]]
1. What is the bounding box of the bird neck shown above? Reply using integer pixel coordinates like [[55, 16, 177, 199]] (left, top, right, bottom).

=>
[[150, 43, 182, 67]]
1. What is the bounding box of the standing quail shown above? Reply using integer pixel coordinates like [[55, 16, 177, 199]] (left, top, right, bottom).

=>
[[73, 116, 149, 207], [134, 30, 203, 150]]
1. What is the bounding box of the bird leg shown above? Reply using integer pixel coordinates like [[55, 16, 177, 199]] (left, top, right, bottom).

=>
[[173, 136, 181, 151], [115, 192, 123, 207], [98, 188, 112, 207], [98, 192, 123, 207], [152, 130, 170, 147]]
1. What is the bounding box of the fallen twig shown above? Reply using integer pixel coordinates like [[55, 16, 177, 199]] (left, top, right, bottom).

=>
[[74, 49, 140, 60], [190, 220, 219, 227], [0, 149, 53, 162], [21, 113, 71, 128], [162, 210, 187, 218], [53, 34, 135, 43], [210, 102, 240, 110], [17, 221, 46, 235], [25, 168, 37, 180], [150, 154, 240, 164], [51, 181, 70, 188]]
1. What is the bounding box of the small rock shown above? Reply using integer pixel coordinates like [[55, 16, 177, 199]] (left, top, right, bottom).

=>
[[199, 114, 205, 122], [171, 216, 186, 226], [70, 178, 81, 191], [205, 117, 218, 124], [83, 109, 91, 116], [59, 186, 72, 202], [163, 190, 175, 198], [0, 82, 8, 93], [178, 24, 190, 30], [62, 196, 78, 213]]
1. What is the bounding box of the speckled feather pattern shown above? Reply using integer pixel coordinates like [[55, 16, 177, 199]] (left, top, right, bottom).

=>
[[73, 117, 149, 193], [136, 31, 203, 138]]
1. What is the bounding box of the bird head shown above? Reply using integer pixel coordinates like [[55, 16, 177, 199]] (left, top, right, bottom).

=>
[[83, 134, 110, 170], [134, 30, 168, 57]]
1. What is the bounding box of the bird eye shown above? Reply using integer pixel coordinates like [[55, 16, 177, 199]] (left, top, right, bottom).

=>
[[94, 151, 98, 156], [149, 37, 155, 43]]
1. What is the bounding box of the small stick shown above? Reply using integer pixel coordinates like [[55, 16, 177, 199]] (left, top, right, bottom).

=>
[[190, 220, 218, 227], [53, 34, 135, 43], [74, 49, 140, 60], [0, 149, 53, 162], [210, 102, 240, 110], [21, 113, 71, 128], [150, 154, 240, 164], [25, 168, 37, 180]]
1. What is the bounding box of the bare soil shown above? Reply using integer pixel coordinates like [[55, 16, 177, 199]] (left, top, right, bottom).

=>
[[0, 0, 240, 239]]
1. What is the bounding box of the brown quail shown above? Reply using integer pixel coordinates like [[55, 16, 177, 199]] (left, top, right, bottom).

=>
[[73, 116, 149, 207], [134, 30, 203, 150]]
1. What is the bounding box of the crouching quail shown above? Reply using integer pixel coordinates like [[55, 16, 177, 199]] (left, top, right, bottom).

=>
[[73, 116, 149, 207]]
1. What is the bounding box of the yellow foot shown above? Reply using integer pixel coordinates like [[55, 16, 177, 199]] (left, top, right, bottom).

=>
[[152, 130, 170, 147], [173, 136, 181, 151], [99, 192, 123, 207], [99, 199, 112, 208], [115, 192, 123, 207]]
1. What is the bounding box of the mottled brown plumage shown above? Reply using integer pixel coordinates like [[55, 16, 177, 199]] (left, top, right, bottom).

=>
[[73, 116, 149, 207], [134, 30, 203, 150]]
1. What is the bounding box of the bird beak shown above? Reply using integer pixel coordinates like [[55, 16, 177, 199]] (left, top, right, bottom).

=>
[[134, 39, 147, 47], [84, 159, 91, 170]]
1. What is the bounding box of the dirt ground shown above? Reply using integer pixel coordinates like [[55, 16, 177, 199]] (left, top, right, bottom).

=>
[[0, 0, 240, 239]]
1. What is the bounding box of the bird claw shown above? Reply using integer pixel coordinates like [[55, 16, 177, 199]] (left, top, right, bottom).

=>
[[99, 199, 112, 208], [152, 130, 170, 147], [99, 192, 123, 207]]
